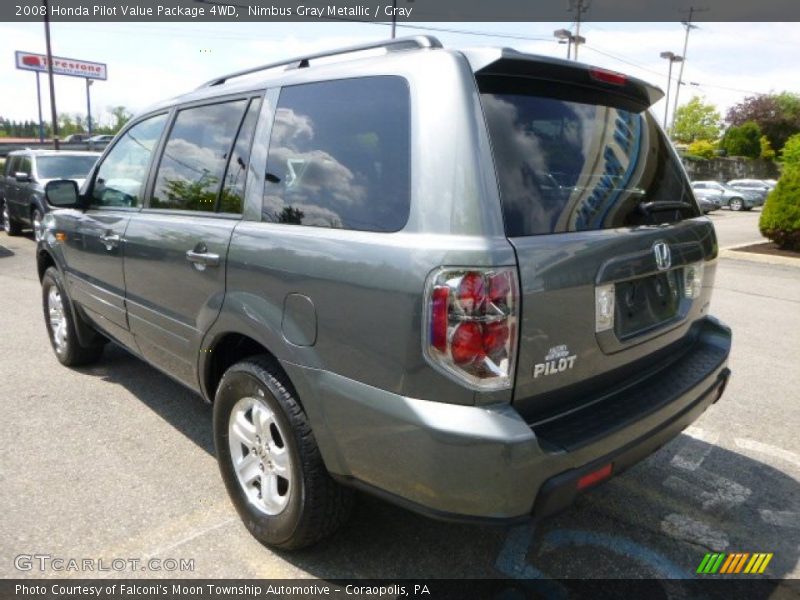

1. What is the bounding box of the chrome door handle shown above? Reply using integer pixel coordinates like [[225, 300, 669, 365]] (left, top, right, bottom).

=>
[[99, 233, 120, 250], [186, 250, 220, 267]]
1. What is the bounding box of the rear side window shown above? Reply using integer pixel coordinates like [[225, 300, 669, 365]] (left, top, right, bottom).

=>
[[480, 79, 698, 236], [151, 99, 247, 212], [262, 76, 410, 232]]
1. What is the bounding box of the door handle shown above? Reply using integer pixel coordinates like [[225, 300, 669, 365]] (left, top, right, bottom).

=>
[[100, 233, 120, 250], [186, 249, 220, 268]]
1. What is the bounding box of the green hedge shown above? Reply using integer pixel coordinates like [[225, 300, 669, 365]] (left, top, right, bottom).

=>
[[759, 166, 800, 251]]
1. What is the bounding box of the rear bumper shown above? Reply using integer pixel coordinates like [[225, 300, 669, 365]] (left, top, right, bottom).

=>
[[282, 317, 731, 522]]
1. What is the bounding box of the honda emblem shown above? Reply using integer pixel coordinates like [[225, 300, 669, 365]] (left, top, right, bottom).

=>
[[653, 241, 671, 271]]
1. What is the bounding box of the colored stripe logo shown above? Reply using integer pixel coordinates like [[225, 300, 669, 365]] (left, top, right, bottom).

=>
[[697, 552, 773, 574]]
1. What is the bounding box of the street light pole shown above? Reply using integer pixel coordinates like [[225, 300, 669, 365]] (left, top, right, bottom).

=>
[[660, 51, 683, 130], [35, 71, 44, 143], [42, 0, 59, 149], [85, 79, 93, 136]]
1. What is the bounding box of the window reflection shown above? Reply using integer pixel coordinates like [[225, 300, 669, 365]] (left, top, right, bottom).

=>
[[262, 77, 410, 232], [151, 100, 247, 212], [92, 113, 167, 208], [481, 92, 695, 236]]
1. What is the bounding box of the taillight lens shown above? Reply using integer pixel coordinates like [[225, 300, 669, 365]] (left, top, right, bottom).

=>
[[424, 267, 519, 391]]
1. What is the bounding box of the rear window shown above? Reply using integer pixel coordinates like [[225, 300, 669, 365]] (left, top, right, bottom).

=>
[[480, 79, 698, 236]]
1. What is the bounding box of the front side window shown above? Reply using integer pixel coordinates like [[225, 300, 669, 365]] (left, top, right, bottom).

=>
[[262, 76, 410, 232], [36, 155, 98, 180], [91, 114, 167, 208], [480, 78, 698, 236], [18, 156, 32, 176], [219, 98, 262, 214], [151, 99, 247, 212]]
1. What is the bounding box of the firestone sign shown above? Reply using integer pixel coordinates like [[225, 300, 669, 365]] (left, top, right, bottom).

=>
[[15, 50, 107, 80]]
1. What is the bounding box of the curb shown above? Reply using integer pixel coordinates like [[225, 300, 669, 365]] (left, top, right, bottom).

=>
[[719, 242, 800, 268]]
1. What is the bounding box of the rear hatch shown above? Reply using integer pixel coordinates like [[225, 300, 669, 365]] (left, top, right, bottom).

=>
[[470, 51, 717, 424]]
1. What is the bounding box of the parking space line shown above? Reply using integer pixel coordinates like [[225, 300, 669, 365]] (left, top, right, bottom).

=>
[[735, 438, 800, 469], [661, 514, 729, 551], [760, 510, 800, 529], [671, 428, 719, 471]]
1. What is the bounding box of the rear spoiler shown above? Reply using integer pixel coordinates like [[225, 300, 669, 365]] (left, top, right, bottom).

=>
[[461, 48, 664, 111]]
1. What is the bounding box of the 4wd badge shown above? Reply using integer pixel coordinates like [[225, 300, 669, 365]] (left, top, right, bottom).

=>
[[533, 345, 577, 379]]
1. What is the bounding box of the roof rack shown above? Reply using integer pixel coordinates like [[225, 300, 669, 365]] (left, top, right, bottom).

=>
[[197, 35, 443, 89]]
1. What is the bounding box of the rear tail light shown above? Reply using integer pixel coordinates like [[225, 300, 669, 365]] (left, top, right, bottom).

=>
[[683, 262, 704, 299], [423, 267, 519, 391], [589, 67, 627, 86]]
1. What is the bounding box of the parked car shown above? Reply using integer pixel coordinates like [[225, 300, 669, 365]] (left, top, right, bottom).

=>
[[1, 150, 99, 239], [61, 133, 91, 143], [691, 180, 761, 211], [86, 134, 114, 150], [726, 179, 771, 204], [36, 37, 731, 549], [762, 178, 778, 190], [694, 194, 720, 214]]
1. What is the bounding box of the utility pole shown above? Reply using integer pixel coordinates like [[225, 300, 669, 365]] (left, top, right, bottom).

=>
[[669, 6, 707, 136], [568, 0, 590, 60], [42, 0, 59, 149]]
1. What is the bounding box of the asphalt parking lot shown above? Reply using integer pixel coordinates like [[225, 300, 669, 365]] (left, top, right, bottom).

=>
[[1, 210, 799, 586]]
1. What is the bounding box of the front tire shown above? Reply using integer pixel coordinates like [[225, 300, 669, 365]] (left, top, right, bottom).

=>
[[213, 356, 353, 550], [42, 267, 104, 366], [729, 197, 744, 211], [32, 208, 43, 241], [2, 201, 22, 236]]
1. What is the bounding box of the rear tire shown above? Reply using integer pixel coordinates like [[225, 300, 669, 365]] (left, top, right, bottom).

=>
[[214, 355, 353, 550], [42, 267, 105, 366], [2, 201, 22, 236], [729, 197, 744, 211]]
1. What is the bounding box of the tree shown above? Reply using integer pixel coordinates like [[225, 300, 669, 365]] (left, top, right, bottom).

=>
[[687, 139, 716, 160], [726, 92, 800, 152], [760, 135, 776, 160], [759, 165, 800, 251], [108, 106, 133, 134], [671, 97, 721, 143], [781, 133, 800, 167], [720, 122, 762, 158]]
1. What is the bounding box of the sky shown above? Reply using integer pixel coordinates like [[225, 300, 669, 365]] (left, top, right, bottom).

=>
[[1, 21, 799, 130]]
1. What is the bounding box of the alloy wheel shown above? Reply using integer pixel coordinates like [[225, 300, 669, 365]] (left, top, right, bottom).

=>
[[47, 287, 68, 354], [228, 396, 292, 515]]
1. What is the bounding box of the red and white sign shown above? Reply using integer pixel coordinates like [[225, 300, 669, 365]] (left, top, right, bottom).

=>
[[15, 50, 107, 80]]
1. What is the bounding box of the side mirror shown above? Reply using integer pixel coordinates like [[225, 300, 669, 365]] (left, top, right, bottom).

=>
[[45, 179, 80, 208], [14, 172, 31, 183]]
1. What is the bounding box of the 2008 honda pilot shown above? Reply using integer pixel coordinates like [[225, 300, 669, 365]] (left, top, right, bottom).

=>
[[37, 37, 731, 549]]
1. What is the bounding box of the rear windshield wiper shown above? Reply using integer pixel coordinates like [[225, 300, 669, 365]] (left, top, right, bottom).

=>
[[637, 201, 694, 216]]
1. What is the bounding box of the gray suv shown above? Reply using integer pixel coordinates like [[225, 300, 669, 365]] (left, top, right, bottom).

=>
[[36, 37, 731, 549], [1, 150, 99, 239]]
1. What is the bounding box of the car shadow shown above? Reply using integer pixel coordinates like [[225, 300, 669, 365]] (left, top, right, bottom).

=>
[[77, 343, 215, 455], [76, 345, 800, 586]]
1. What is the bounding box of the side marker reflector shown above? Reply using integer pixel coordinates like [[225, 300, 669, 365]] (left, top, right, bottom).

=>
[[576, 463, 613, 490]]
